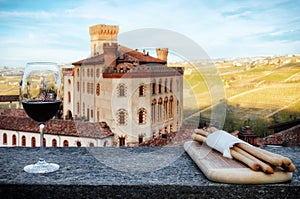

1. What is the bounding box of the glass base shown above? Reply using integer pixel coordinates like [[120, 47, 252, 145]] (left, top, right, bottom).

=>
[[24, 159, 59, 174]]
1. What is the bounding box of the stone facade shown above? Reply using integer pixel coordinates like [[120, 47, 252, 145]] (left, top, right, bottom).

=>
[[63, 24, 184, 146]]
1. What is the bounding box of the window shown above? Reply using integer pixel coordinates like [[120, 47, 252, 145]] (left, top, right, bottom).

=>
[[68, 92, 71, 103], [139, 84, 145, 96], [77, 81, 80, 92], [21, 136, 26, 147], [117, 109, 127, 125], [63, 140, 69, 147], [76, 141, 82, 147], [77, 68, 80, 77], [164, 97, 168, 119], [31, 137, 36, 147], [91, 109, 93, 118], [138, 108, 147, 124], [158, 79, 162, 94], [170, 79, 173, 92], [158, 98, 163, 121], [43, 138, 46, 147], [12, 134, 16, 146], [3, 133, 7, 145], [119, 136, 125, 147], [89, 142, 95, 147], [164, 79, 168, 93], [152, 80, 156, 95], [169, 96, 173, 117], [52, 139, 57, 147], [68, 79, 71, 85], [151, 99, 157, 123], [118, 84, 126, 97], [77, 102, 80, 115], [96, 83, 100, 96], [87, 68, 90, 77]]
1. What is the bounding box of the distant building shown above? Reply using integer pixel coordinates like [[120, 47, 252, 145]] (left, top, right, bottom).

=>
[[0, 109, 114, 147], [62, 24, 184, 146]]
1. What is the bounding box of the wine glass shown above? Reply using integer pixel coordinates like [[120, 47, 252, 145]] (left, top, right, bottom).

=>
[[21, 62, 61, 173]]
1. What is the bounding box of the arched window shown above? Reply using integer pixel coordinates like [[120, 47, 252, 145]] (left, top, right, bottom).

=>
[[89, 142, 95, 147], [52, 139, 57, 147], [3, 133, 7, 145], [119, 136, 126, 147], [68, 91, 71, 103], [164, 97, 168, 119], [158, 98, 163, 121], [76, 81, 80, 92], [139, 84, 145, 96], [158, 79, 162, 94], [169, 96, 174, 118], [31, 137, 36, 147], [118, 84, 126, 97], [76, 141, 81, 147], [12, 134, 17, 146], [96, 83, 100, 96], [164, 79, 168, 93], [117, 109, 127, 125], [152, 80, 156, 95], [82, 103, 85, 115], [138, 108, 147, 124], [63, 140, 69, 147], [77, 102, 80, 115], [21, 135, 26, 147], [170, 79, 173, 92], [151, 99, 157, 123]]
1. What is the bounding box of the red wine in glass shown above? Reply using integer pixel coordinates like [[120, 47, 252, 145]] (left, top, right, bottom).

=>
[[21, 62, 61, 173]]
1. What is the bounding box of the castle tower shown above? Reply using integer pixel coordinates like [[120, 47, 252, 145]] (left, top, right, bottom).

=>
[[89, 24, 119, 56], [156, 48, 168, 62]]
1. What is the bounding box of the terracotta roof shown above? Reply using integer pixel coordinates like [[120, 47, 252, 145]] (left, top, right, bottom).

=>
[[72, 45, 166, 65], [0, 110, 114, 139], [72, 54, 104, 65]]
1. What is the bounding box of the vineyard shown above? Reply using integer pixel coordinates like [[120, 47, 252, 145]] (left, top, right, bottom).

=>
[[182, 57, 300, 136]]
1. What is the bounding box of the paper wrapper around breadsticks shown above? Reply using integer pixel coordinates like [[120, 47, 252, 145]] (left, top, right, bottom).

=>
[[205, 130, 251, 159]]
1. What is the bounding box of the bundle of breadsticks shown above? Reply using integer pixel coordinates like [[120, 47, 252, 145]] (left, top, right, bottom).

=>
[[192, 128, 296, 174]]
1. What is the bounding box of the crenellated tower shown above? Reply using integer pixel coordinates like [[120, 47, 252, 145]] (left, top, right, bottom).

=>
[[156, 48, 168, 62], [89, 24, 119, 56]]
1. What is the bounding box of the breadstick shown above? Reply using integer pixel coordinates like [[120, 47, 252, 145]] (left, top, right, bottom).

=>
[[230, 149, 260, 171], [281, 163, 296, 172], [232, 146, 274, 174], [237, 143, 282, 167], [194, 129, 210, 137], [247, 145, 292, 166], [192, 133, 206, 143]]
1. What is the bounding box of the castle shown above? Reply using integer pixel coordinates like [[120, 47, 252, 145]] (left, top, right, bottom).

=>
[[63, 24, 184, 146]]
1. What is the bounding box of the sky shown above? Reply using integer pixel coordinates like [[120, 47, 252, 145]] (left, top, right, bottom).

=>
[[0, 0, 299, 67]]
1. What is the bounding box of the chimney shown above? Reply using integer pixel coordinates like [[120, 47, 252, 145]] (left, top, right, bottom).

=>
[[89, 24, 119, 56], [103, 43, 118, 67], [156, 48, 168, 62]]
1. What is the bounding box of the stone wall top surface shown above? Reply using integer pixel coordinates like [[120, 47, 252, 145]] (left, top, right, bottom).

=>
[[0, 146, 299, 198]]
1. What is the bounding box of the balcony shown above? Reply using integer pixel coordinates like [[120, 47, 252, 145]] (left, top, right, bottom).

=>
[[0, 146, 299, 198]]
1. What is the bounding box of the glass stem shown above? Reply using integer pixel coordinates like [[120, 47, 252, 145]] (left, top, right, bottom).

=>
[[39, 123, 45, 162]]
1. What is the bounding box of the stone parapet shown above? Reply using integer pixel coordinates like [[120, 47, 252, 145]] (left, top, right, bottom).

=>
[[0, 146, 299, 198]]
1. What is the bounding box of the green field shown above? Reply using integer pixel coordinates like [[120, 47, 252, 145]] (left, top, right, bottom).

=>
[[182, 58, 300, 136]]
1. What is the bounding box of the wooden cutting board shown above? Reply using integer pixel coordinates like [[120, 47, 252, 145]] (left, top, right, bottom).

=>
[[184, 141, 293, 184]]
